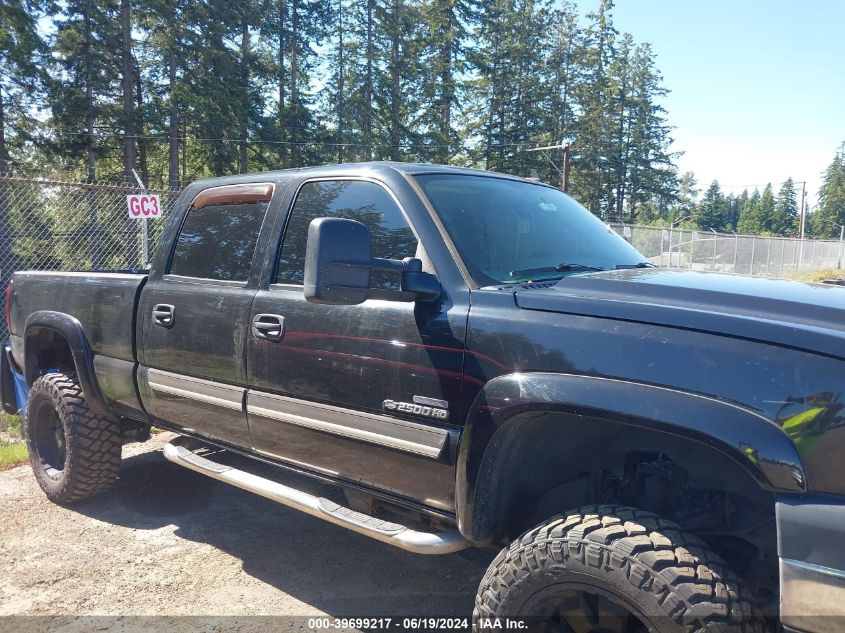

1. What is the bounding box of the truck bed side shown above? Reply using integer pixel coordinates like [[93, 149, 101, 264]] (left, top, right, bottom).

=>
[[9, 270, 148, 418]]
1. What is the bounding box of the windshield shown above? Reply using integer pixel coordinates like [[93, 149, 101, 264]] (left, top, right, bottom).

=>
[[415, 174, 648, 285]]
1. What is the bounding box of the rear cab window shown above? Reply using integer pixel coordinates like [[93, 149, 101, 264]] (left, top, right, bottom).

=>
[[169, 183, 274, 282]]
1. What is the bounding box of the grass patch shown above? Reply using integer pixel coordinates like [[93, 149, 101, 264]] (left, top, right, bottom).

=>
[[793, 269, 845, 283], [0, 442, 28, 470], [0, 412, 22, 439]]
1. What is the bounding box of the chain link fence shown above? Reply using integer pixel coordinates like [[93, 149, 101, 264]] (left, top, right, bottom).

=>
[[0, 174, 182, 341], [610, 223, 845, 277], [1, 174, 843, 343]]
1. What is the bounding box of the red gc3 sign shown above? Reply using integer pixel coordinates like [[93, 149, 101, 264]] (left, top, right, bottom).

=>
[[126, 194, 162, 219]]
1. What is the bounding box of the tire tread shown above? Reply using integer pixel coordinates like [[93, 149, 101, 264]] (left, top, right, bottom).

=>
[[474, 504, 764, 633], [25, 372, 121, 503]]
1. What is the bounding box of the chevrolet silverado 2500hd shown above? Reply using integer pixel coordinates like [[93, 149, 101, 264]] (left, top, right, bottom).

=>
[[4, 163, 845, 632]]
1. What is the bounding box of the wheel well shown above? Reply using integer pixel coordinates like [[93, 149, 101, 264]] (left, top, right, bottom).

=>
[[24, 326, 76, 385], [473, 410, 778, 594]]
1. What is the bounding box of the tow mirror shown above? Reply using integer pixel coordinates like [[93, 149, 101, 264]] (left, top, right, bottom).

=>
[[303, 217, 441, 305]]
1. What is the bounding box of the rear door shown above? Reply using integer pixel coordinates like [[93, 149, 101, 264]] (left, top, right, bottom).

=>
[[245, 177, 467, 512], [137, 182, 276, 447]]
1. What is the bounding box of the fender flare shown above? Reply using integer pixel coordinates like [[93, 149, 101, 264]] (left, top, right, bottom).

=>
[[455, 372, 806, 541], [23, 311, 113, 418]]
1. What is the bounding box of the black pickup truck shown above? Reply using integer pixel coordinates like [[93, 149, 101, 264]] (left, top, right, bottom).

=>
[[4, 163, 845, 632]]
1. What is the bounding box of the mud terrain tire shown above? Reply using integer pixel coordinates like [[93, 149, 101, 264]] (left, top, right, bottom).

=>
[[24, 372, 121, 503]]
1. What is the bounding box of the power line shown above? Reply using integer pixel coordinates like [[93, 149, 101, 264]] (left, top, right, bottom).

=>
[[36, 127, 556, 151]]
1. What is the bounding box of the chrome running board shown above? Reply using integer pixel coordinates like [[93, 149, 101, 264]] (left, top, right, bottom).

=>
[[162, 437, 470, 555]]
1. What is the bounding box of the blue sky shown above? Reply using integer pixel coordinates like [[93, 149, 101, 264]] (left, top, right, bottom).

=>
[[610, 0, 845, 206]]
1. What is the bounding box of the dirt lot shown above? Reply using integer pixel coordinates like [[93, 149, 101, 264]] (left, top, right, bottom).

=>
[[0, 432, 493, 630]]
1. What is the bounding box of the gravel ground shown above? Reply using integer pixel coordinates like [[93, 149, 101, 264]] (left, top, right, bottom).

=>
[[0, 432, 494, 631]]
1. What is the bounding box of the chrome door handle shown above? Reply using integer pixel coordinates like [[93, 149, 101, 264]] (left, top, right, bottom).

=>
[[152, 304, 175, 328], [251, 314, 285, 341]]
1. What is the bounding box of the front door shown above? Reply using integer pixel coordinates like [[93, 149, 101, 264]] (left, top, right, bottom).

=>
[[138, 182, 275, 447], [246, 178, 467, 511]]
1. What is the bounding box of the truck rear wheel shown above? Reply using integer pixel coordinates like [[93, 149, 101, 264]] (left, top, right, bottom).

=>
[[24, 372, 122, 504], [474, 505, 763, 632]]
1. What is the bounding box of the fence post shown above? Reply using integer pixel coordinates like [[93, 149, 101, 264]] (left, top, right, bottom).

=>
[[689, 232, 695, 270], [711, 228, 718, 271], [86, 185, 102, 269], [733, 232, 738, 274], [778, 238, 786, 278], [839, 225, 844, 269], [765, 238, 773, 276], [668, 229, 674, 267], [750, 236, 756, 275]]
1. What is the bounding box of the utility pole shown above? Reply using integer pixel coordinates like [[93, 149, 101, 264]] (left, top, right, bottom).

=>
[[525, 142, 571, 193], [798, 181, 807, 240], [562, 143, 571, 193], [797, 180, 807, 270]]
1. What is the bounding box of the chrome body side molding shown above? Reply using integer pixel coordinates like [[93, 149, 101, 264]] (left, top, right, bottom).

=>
[[147, 368, 244, 411], [142, 367, 449, 459], [246, 390, 449, 459]]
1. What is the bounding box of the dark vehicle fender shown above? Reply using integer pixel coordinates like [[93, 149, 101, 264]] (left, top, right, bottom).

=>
[[23, 311, 113, 418], [456, 372, 806, 542]]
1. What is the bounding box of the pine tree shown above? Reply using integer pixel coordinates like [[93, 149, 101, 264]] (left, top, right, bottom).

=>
[[570, 0, 616, 215], [15, 0, 693, 211], [668, 171, 698, 222], [737, 188, 763, 234], [0, 0, 49, 173], [544, 1, 581, 165], [771, 177, 798, 236], [135, 0, 193, 187], [693, 181, 726, 230], [418, 0, 477, 163], [47, 0, 123, 179], [624, 42, 676, 217], [757, 184, 776, 235], [469, 0, 555, 177], [811, 147, 845, 238]]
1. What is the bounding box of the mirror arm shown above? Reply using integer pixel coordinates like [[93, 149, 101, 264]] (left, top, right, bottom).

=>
[[331, 256, 440, 303], [333, 256, 414, 274]]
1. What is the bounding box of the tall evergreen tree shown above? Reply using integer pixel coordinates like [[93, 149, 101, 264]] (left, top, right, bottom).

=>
[[771, 177, 798, 236], [470, 0, 554, 177], [693, 180, 727, 230], [668, 171, 698, 222], [0, 0, 49, 173], [543, 1, 581, 165], [47, 0, 122, 179], [12, 0, 691, 212], [418, 0, 476, 162], [570, 0, 616, 215], [811, 147, 845, 238], [738, 188, 764, 234], [757, 183, 776, 235]]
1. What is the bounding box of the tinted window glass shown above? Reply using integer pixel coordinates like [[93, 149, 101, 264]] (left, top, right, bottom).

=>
[[415, 174, 646, 285], [276, 180, 417, 286], [170, 201, 268, 281]]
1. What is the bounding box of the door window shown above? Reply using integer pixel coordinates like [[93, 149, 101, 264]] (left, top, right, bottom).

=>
[[275, 180, 417, 287], [170, 198, 269, 281]]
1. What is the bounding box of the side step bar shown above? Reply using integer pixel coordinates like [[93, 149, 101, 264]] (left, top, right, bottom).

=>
[[162, 438, 470, 555]]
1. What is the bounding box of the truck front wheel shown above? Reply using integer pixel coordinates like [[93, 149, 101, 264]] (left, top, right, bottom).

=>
[[474, 505, 763, 632], [24, 372, 122, 504]]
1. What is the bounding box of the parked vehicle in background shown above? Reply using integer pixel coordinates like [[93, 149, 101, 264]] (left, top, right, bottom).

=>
[[4, 162, 845, 632]]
